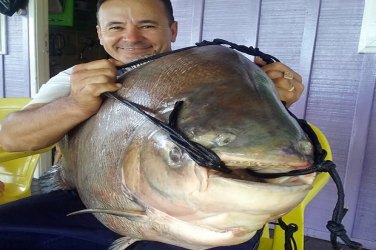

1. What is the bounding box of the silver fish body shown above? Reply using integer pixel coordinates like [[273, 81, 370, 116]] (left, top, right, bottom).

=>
[[58, 45, 315, 249]]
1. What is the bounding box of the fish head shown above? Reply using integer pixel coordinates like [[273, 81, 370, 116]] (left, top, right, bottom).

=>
[[176, 63, 315, 183]]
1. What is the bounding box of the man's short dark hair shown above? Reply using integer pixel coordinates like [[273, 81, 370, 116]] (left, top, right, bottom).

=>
[[96, 0, 175, 25]]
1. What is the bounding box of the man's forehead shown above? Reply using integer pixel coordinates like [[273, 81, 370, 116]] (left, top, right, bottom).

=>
[[97, 0, 167, 25]]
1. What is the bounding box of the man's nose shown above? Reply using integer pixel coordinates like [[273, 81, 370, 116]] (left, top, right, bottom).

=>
[[122, 25, 142, 42]]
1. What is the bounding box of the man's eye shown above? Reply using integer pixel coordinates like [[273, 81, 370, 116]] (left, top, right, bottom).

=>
[[140, 25, 156, 29], [108, 26, 123, 31]]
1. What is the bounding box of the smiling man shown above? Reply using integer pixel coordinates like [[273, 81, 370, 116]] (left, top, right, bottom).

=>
[[97, 0, 178, 63]]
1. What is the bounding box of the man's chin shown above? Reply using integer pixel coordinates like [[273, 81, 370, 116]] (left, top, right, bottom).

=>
[[120, 53, 155, 64]]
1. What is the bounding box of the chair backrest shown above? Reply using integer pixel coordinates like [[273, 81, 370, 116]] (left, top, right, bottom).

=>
[[0, 98, 31, 120], [0, 98, 42, 204], [258, 123, 331, 250]]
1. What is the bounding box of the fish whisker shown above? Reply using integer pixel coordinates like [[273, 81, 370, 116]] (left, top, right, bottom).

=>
[[67, 208, 146, 219]]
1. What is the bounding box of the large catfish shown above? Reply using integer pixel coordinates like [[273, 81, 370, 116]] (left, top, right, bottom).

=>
[[57, 45, 315, 249]]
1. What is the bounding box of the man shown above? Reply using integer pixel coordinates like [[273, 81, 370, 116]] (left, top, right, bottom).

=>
[[0, 0, 303, 249]]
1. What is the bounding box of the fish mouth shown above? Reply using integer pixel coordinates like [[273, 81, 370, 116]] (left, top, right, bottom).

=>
[[208, 168, 263, 183], [208, 159, 315, 186]]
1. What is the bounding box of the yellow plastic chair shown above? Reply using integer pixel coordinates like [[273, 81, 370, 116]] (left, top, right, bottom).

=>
[[258, 124, 331, 250], [0, 98, 52, 204]]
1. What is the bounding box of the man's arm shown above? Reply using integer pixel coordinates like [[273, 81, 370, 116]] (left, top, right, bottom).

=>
[[0, 99, 93, 151], [0, 59, 122, 152]]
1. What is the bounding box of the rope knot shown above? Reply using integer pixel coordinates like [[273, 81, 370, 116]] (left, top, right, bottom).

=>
[[316, 160, 336, 173], [279, 221, 298, 233], [327, 221, 363, 249], [327, 220, 347, 236]]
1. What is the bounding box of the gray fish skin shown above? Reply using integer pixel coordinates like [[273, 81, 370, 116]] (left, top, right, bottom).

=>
[[58, 45, 315, 249]]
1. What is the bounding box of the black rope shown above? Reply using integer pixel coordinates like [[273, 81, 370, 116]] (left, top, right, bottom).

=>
[[277, 218, 298, 250], [326, 168, 363, 250], [168, 101, 183, 129], [248, 106, 362, 249], [196, 38, 280, 64], [102, 92, 231, 174], [116, 38, 280, 74]]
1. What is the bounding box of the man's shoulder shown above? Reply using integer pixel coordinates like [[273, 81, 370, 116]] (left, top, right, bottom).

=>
[[46, 66, 75, 86], [50, 66, 74, 81], [25, 66, 75, 107]]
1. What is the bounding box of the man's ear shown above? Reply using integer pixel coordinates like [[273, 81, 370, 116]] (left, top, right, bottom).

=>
[[170, 21, 178, 43], [96, 25, 103, 45]]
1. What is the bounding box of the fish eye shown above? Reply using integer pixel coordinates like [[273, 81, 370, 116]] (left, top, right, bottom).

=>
[[215, 133, 236, 146], [169, 146, 183, 165]]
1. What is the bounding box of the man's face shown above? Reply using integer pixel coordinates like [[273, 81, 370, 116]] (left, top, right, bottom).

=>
[[97, 0, 178, 64]]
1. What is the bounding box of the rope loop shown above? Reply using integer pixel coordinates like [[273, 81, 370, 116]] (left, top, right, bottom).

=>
[[278, 218, 298, 250]]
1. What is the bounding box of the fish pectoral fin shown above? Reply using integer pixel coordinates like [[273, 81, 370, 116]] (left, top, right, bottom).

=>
[[108, 236, 139, 250], [67, 208, 147, 221]]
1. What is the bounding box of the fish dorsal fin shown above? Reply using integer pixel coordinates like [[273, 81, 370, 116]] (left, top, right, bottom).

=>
[[108, 236, 139, 250], [67, 208, 146, 221]]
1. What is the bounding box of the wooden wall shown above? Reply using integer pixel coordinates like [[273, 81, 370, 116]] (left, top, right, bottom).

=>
[[0, 14, 29, 97]]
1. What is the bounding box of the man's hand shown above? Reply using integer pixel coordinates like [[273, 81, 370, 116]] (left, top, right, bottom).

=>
[[0, 180, 4, 197], [69, 59, 123, 117], [255, 57, 304, 107]]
